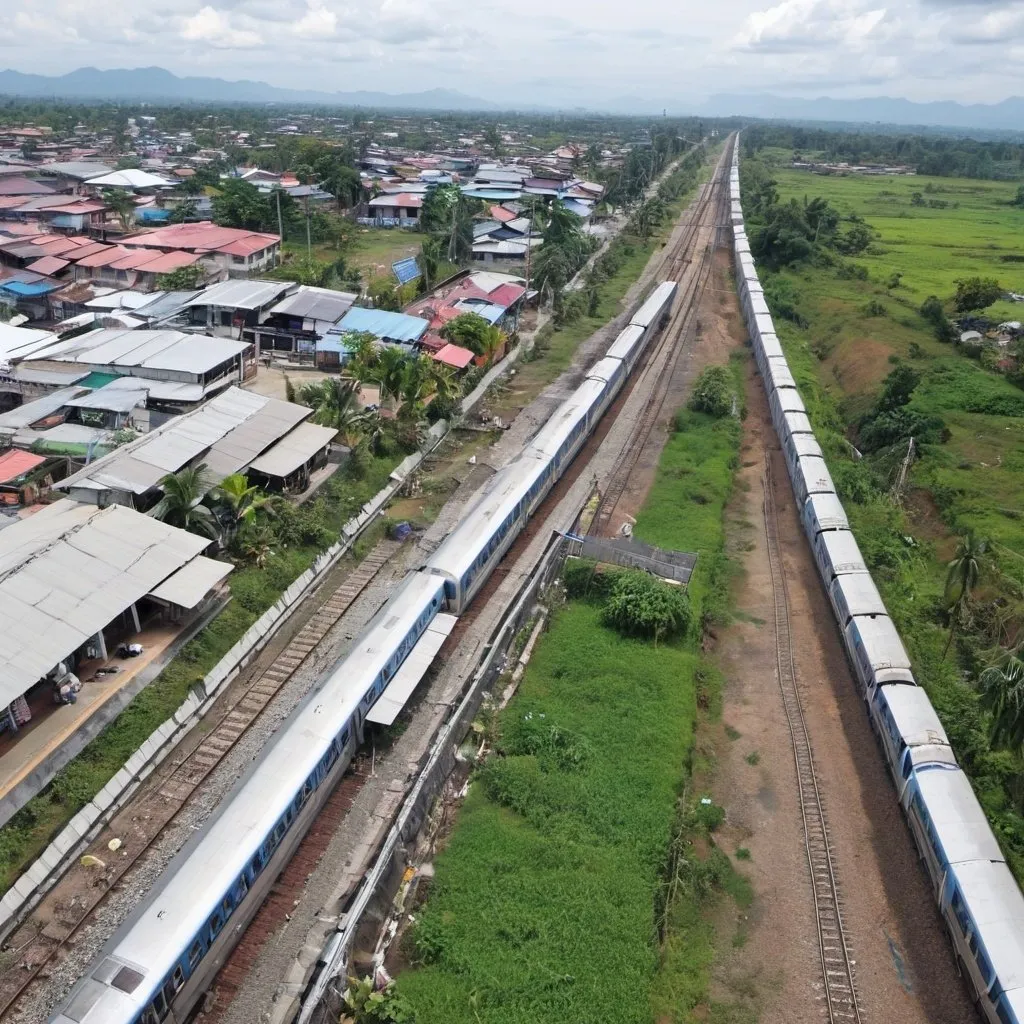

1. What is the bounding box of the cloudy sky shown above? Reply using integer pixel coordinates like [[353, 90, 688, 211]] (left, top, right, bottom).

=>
[[1, 0, 1023, 106]]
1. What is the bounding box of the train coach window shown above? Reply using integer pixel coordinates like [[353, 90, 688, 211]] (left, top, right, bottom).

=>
[[237, 873, 249, 900], [143, 1007, 160, 1024], [901, 755, 913, 781], [208, 910, 224, 940], [172, 966, 185, 992], [996, 1001, 1014, 1024], [188, 939, 203, 969], [222, 896, 233, 918], [951, 891, 971, 935]]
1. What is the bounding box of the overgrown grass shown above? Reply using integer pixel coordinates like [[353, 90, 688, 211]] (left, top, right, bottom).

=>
[[398, 368, 746, 1023], [0, 453, 398, 893]]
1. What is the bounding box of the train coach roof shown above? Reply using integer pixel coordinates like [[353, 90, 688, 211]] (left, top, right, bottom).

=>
[[848, 613, 911, 671], [774, 388, 807, 416], [787, 431, 823, 460], [782, 409, 814, 437], [817, 529, 866, 575], [586, 356, 621, 384], [759, 332, 784, 360], [764, 357, 796, 393], [605, 324, 644, 362], [426, 453, 547, 580], [796, 453, 835, 493], [630, 281, 676, 329], [804, 491, 849, 532], [831, 571, 887, 618], [915, 769, 1005, 866], [878, 684, 950, 749]]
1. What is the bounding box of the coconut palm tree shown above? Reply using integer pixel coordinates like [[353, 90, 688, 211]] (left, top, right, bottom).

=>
[[979, 643, 1024, 751], [370, 346, 412, 410], [944, 531, 989, 658], [151, 463, 218, 539], [214, 473, 269, 533], [297, 377, 367, 431]]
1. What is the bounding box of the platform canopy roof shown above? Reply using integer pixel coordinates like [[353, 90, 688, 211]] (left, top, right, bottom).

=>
[[0, 499, 229, 702]]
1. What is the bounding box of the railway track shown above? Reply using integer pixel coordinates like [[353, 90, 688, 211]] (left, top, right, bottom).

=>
[[590, 143, 731, 535], [762, 452, 863, 1024], [0, 538, 403, 1020]]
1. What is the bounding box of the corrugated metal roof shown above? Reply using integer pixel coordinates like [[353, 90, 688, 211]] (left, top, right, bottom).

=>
[[188, 279, 294, 311], [64, 384, 148, 413], [248, 421, 337, 477], [433, 343, 475, 369], [29, 328, 250, 376], [269, 285, 356, 322], [56, 386, 310, 496], [330, 306, 429, 343], [84, 169, 174, 189], [0, 449, 45, 484], [147, 554, 232, 608], [0, 499, 213, 701], [25, 255, 70, 276], [0, 323, 56, 362], [38, 161, 115, 179], [0, 387, 86, 430], [453, 299, 505, 324]]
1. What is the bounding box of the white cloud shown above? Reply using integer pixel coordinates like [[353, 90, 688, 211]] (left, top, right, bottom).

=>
[[180, 6, 264, 47], [734, 0, 889, 52], [291, 2, 338, 37]]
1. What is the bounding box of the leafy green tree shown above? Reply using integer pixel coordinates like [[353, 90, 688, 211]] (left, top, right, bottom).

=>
[[420, 184, 477, 264], [531, 244, 573, 307], [1013, 185, 1024, 209], [418, 235, 443, 291], [440, 312, 504, 361], [213, 473, 269, 542], [954, 276, 1003, 313], [169, 196, 198, 224], [212, 178, 270, 231], [836, 220, 872, 255], [877, 364, 920, 411], [920, 295, 956, 342], [102, 188, 137, 232], [157, 264, 206, 290], [943, 531, 988, 658], [689, 366, 734, 417], [601, 570, 691, 646], [151, 464, 218, 539]]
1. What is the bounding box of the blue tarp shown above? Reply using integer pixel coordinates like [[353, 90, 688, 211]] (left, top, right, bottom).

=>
[[329, 306, 429, 343], [136, 208, 171, 222], [0, 280, 59, 296]]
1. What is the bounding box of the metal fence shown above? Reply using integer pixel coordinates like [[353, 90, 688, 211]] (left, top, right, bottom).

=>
[[564, 533, 697, 584]]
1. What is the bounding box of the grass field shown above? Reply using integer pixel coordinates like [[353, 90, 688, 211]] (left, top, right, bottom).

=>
[[397, 373, 749, 1022], [750, 165, 1024, 873]]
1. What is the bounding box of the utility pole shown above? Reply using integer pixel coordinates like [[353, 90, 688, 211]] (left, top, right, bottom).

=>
[[275, 188, 284, 244]]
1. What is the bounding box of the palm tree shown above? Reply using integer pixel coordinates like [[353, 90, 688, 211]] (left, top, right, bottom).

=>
[[943, 531, 989, 658], [370, 346, 412, 410], [297, 377, 366, 431], [419, 235, 444, 292], [102, 188, 137, 232], [151, 463, 218, 539], [215, 473, 269, 526], [979, 643, 1024, 751]]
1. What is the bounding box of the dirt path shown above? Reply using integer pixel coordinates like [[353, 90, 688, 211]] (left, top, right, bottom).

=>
[[711, 349, 978, 1023]]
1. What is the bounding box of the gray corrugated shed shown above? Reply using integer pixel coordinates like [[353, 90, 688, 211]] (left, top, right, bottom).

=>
[[132, 289, 203, 320], [0, 499, 217, 702], [269, 286, 356, 322], [148, 555, 232, 608], [28, 329, 250, 377], [0, 387, 86, 430], [188, 279, 295, 311], [64, 385, 148, 413], [38, 161, 115, 180], [56, 386, 311, 497], [247, 422, 337, 477]]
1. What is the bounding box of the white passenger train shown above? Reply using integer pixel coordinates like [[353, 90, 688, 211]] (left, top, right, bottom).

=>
[[50, 284, 679, 1024], [729, 145, 1024, 1023]]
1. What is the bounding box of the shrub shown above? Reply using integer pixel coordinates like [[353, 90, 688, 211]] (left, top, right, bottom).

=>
[[601, 570, 691, 645], [954, 276, 1003, 313], [688, 365, 734, 418]]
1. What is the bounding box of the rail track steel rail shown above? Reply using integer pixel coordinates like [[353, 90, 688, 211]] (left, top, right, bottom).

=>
[[0, 540, 403, 1019], [590, 146, 730, 535], [763, 452, 863, 1024]]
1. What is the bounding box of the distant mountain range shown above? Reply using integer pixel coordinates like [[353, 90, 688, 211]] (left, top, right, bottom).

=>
[[0, 66, 500, 111], [698, 92, 1024, 132], [0, 67, 1021, 132]]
